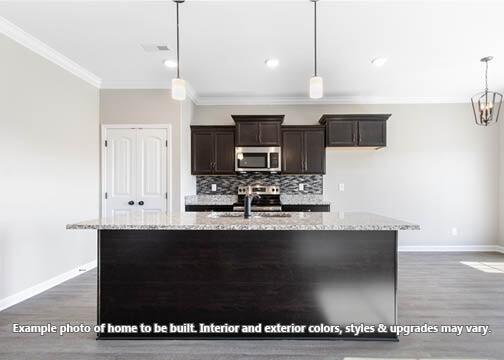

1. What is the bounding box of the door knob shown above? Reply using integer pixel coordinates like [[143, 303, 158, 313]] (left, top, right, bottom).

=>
[[138, 201, 145, 206], [128, 201, 134, 205]]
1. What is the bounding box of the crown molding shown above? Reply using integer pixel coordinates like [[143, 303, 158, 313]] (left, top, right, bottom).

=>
[[102, 80, 200, 104], [99, 80, 476, 106], [101, 80, 472, 105], [195, 95, 471, 106], [0, 16, 101, 88], [186, 82, 200, 104]]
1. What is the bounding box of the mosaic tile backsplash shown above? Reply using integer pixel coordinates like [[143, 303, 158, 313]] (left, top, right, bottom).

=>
[[196, 173, 323, 195]]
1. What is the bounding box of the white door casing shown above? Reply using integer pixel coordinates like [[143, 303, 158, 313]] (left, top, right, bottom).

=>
[[102, 126, 170, 217]]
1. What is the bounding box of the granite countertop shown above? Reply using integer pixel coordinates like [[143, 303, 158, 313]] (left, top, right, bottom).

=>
[[184, 194, 331, 206], [280, 194, 330, 205], [67, 212, 419, 231], [185, 195, 237, 205]]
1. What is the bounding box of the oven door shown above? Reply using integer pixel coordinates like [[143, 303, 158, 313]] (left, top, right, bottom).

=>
[[235, 147, 280, 172]]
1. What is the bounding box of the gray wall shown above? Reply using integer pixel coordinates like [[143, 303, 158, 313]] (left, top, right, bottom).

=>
[[100, 89, 195, 212], [180, 97, 196, 211], [500, 119, 504, 246], [194, 104, 500, 248], [0, 34, 99, 301]]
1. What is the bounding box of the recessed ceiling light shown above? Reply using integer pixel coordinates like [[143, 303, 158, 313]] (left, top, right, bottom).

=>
[[265, 58, 280, 69], [163, 59, 178, 69], [371, 57, 388, 67]]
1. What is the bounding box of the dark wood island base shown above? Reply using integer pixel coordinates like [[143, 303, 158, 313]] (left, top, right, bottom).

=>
[[97, 229, 398, 340]]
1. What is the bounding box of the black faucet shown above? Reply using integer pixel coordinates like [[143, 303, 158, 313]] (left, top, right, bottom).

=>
[[243, 186, 260, 219]]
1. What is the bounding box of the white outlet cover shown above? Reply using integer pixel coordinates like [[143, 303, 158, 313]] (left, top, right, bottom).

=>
[[339, 183, 345, 192], [211, 184, 217, 192], [451, 227, 458, 236], [299, 184, 305, 191]]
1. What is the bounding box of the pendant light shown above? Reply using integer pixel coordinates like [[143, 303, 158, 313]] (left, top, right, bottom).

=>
[[309, 0, 323, 99], [471, 56, 502, 126], [171, 0, 186, 101]]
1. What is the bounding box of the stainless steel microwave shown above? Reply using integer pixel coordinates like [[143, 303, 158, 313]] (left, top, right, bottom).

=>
[[235, 147, 281, 172]]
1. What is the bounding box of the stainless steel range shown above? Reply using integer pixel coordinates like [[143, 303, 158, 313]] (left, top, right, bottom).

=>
[[232, 185, 282, 212]]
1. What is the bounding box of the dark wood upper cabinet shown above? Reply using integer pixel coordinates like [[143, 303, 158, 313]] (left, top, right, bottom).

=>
[[213, 130, 235, 174], [358, 120, 386, 147], [191, 129, 214, 175], [319, 114, 391, 148], [282, 130, 304, 174], [304, 129, 325, 174], [325, 120, 356, 146], [191, 126, 235, 175], [232, 115, 284, 146], [282, 126, 325, 174], [235, 121, 259, 146]]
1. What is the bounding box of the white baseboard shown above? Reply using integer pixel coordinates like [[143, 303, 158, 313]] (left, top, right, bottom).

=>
[[0, 259, 97, 312], [399, 245, 504, 253]]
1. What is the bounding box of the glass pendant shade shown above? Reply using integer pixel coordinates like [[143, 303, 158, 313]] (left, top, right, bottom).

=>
[[309, 76, 323, 99], [471, 91, 502, 126], [171, 78, 186, 101]]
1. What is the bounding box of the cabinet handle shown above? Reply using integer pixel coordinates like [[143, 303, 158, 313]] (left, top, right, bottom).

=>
[[128, 201, 134, 206], [138, 201, 144, 206]]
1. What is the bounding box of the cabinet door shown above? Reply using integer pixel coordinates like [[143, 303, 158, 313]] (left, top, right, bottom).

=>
[[214, 130, 235, 174], [259, 121, 281, 146], [304, 129, 325, 174], [236, 121, 259, 146], [358, 120, 386, 146], [282, 130, 304, 174], [191, 130, 214, 174], [326, 120, 356, 146]]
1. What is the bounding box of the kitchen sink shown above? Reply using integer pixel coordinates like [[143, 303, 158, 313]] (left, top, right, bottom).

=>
[[207, 212, 292, 219]]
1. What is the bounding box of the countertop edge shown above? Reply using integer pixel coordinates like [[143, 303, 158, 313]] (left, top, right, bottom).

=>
[[67, 224, 420, 231]]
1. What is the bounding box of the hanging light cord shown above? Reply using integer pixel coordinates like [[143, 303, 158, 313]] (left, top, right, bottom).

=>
[[176, 1, 180, 79], [484, 60, 489, 93], [314, 0, 318, 77]]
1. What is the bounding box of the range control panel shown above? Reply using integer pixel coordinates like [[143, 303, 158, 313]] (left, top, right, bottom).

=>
[[237, 185, 280, 195]]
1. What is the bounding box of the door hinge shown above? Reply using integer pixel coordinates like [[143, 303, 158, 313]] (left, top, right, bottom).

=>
[[104, 140, 108, 147], [104, 192, 108, 199], [165, 192, 168, 199], [165, 140, 168, 147]]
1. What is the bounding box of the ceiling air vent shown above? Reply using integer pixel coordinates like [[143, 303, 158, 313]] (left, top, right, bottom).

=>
[[141, 44, 171, 52]]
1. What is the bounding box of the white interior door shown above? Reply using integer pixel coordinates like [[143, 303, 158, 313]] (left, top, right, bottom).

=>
[[136, 129, 167, 215], [105, 128, 168, 217], [106, 129, 137, 217]]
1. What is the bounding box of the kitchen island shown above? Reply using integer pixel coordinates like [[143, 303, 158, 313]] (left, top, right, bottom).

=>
[[68, 212, 419, 340]]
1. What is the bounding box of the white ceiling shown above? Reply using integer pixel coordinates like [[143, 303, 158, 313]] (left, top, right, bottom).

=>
[[1, 0, 504, 104]]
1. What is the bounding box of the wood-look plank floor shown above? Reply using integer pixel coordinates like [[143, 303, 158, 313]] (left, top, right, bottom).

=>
[[0, 252, 503, 360]]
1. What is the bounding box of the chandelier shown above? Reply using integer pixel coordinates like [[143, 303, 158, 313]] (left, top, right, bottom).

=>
[[471, 56, 502, 126]]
